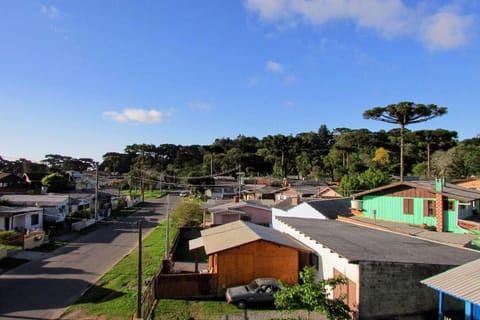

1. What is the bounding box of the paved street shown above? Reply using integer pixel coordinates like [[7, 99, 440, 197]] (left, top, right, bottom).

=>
[[0, 196, 177, 320]]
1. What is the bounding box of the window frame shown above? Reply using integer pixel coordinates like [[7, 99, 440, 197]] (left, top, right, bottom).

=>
[[31, 214, 39, 226], [423, 200, 436, 217], [403, 198, 414, 215]]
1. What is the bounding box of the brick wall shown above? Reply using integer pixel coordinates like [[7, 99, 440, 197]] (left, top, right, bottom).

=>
[[435, 193, 444, 232]]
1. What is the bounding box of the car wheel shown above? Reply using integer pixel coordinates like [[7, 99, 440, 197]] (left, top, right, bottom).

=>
[[236, 300, 246, 309]]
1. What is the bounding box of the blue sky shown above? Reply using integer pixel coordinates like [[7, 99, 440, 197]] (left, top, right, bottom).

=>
[[1, 1, 479, 163]]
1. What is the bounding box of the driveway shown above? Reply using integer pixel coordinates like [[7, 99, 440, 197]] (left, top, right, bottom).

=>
[[0, 197, 174, 320]]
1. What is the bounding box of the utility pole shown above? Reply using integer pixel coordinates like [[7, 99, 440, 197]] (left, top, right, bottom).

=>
[[165, 194, 170, 259], [95, 162, 99, 221], [137, 220, 142, 319], [237, 165, 244, 200], [141, 150, 145, 203], [210, 152, 213, 178]]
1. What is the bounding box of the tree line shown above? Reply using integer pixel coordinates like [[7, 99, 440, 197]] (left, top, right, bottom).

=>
[[2, 102, 480, 193]]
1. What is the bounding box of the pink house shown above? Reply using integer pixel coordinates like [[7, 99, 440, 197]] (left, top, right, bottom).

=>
[[207, 200, 272, 226]]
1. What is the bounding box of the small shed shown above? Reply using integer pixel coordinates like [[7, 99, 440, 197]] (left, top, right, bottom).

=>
[[422, 258, 480, 320], [208, 201, 272, 226], [191, 220, 311, 292]]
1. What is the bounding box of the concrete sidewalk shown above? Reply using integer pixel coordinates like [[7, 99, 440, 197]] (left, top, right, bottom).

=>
[[340, 215, 476, 248]]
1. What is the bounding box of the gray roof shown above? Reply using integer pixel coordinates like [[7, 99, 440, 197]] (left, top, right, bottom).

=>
[[414, 181, 480, 202], [0, 194, 68, 207], [421, 258, 480, 304], [200, 220, 311, 255], [273, 198, 298, 211], [204, 200, 272, 212], [0, 206, 42, 217], [276, 217, 480, 265], [306, 198, 351, 219], [289, 186, 320, 195], [352, 181, 480, 202]]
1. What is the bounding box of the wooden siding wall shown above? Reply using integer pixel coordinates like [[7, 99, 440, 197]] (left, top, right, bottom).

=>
[[363, 195, 437, 227], [156, 273, 218, 299], [216, 240, 299, 290], [455, 180, 480, 191], [374, 185, 436, 198]]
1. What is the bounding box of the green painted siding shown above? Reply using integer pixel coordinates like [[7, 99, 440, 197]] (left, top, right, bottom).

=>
[[362, 196, 477, 234], [362, 195, 436, 226]]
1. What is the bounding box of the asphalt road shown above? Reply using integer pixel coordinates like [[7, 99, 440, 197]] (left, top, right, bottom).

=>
[[0, 196, 178, 320]]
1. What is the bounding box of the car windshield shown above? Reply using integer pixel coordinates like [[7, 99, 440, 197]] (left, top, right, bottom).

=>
[[246, 280, 259, 291]]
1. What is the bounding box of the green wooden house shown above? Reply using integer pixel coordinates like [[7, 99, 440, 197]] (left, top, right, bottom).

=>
[[351, 178, 480, 233]]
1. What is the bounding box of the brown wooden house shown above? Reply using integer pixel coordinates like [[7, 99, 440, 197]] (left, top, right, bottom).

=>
[[191, 220, 311, 292], [452, 177, 480, 191]]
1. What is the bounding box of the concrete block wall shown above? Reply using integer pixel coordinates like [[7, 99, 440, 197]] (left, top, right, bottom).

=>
[[358, 261, 461, 320]]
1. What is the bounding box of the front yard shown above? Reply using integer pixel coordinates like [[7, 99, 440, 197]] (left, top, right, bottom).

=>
[[61, 220, 175, 319]]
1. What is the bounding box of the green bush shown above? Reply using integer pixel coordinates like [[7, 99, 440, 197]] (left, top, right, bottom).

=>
[[0, 231, 23, 246]]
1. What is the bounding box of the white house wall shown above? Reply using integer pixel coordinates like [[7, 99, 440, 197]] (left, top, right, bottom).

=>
[[273, 216, 359, 303], [44, 206, 67, 223], [272, 204, 327, 228], [12, 211, 42, 231], [286, 203, 329, 219]]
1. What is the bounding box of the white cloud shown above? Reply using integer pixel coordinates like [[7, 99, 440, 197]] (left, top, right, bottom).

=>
[[245, 0, 289, 20], [245, 0, 474, 50], [420, 11, 473, 50], [266, 60, 284, 73], [103, 109, 163, 124], [189, 102, 212, 111], [40, 5, 60, 19]]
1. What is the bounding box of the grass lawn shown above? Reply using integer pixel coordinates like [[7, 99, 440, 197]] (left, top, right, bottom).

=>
[[62, 220, 177, 319], [154, 299, 242, 320]]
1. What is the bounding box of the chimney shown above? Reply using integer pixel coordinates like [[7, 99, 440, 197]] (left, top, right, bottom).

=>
[[291, 196, 300, 206], [435, 178, 444, 192]]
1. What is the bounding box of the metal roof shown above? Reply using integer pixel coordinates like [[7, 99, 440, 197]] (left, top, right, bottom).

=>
[[0, 194, 69, 207], [352, 181, 480, 202], [207, 201, 271, 213], [276, 217, 480, 265], [421, 258, 480, 305], [0, 206, 42, 217], [200, 220, 311, 255]]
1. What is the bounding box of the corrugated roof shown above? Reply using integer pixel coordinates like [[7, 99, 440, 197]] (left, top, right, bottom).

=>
[[200, 220, 311, 255], [352, 181, 480, 202], [0, 194, 69, 207], [0, 206, 42, 217], [276, 217, 480, 265], [421, 258, 480, 304]]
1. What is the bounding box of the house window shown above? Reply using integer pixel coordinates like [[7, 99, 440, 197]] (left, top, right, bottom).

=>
[[403, 199, 414, 215], [423, 200, 435, 217], [309, 254, 319, 269], [31, 214, 39, 226], [447, 201, 455, 211]]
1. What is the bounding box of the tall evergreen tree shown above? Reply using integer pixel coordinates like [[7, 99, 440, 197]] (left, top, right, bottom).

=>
[[363, 102, 447, 181]]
